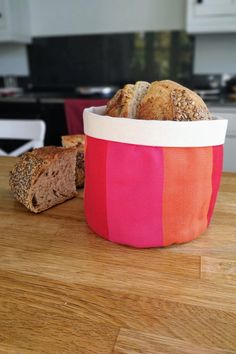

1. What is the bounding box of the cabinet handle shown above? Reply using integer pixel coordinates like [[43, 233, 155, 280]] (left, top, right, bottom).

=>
[[197, 0, 203, 3]]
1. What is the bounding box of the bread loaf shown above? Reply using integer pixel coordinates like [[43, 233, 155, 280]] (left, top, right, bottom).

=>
[[9, 146, 78, 213], [105, 80, 211, 121], [61, 134, 85, 188], [137, 80, 211, 121]]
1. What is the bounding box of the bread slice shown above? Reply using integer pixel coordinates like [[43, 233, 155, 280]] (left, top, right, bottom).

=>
[[137, 80, 211, 121], [105, 81, 150, 118], [105, 84, 134, 117], [130, 81, 150, 118], [9, 146, 78, 213], [61, 134, 85, 148], [61, 134, 85, 188]]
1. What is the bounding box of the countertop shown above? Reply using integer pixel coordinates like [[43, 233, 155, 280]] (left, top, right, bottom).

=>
[[0, 92, 112, 105], [0, 92, 236, 108], [0, 157, 236, 353]]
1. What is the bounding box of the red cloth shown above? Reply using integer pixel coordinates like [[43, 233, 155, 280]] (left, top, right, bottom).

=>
[[64, 99, 108, 134]]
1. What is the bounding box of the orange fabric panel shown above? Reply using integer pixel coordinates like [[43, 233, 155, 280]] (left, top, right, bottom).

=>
[[163, 147, 213, 246]]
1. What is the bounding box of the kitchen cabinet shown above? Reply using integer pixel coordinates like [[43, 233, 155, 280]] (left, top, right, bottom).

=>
[[30, 0, 185, 37], [0, 0, 6, 29], [210, 105, 236, 172], [0, 0, 30, 43], [186, 0, 236, 33]]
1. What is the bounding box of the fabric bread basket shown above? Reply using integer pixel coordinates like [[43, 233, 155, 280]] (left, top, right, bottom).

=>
[[83, 106, 228, 248]]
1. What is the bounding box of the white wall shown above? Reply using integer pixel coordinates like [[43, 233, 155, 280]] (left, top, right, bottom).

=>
[[0, 43, 29, 76], [194, 34, 236, 74], [29, 0, 185, 37]]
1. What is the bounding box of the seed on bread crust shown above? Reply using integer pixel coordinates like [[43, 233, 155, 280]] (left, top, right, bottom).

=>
[[9, 153, 47, 210], [171, 89, 211, 121]]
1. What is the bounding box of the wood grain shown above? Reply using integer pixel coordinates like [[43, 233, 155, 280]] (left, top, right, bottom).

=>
[[0, 157, 236, 353], [113, 328, 236, 354], [201, 256, 236, 284]]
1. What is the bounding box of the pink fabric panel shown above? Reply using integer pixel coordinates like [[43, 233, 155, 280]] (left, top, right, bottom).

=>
[[84, 136, 109, 239], [65, 99, 108, 134], [106, 142, 164, 248], [207, 145, 223, 225]]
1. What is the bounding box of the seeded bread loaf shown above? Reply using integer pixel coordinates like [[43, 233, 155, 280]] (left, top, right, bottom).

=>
[[61, 134, 85, 188], [137, 80, 211, 121], [9, 146, 78, 213], [105, 80, 211, 121]]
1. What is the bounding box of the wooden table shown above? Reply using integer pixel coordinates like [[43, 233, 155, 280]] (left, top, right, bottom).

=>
[[0, 157, 236, 354]]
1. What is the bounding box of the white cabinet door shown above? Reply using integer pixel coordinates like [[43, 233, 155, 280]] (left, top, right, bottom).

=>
[[195, 0, 236, 16], [187, 0, 236, 33], [211, 110, 236, 172], [224, 137, 236, 172], [0, 0, 6, 29], [0, 0, 30, 43]]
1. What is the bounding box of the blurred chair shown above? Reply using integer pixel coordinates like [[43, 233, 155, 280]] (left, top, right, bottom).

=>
[[0, 119, 46, 157]]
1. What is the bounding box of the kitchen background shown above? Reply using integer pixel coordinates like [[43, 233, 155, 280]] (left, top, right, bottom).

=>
[[0, 0, 236, 170]]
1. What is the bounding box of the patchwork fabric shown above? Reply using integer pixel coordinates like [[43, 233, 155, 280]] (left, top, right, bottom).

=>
[[84, 136, 223, 248]]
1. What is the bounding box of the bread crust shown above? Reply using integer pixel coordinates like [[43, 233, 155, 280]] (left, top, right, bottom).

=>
[[75, 151, 85, 188], [105, 82, 151, 118], [61, 135, 85, 188], [9, 146, 78, 213], [137, 80, 211, 121], [61, 134, 85, 149], [105, 84, 134, 118]]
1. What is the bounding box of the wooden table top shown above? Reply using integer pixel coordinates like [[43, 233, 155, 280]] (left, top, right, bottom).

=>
[[0, 156, 236, 354]]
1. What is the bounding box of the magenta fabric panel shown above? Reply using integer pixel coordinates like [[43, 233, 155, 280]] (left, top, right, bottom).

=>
[[207, 145, 224, 225], [84, 136, 109, 239], [65, 99, 108, 134], [106, 142, 164, 248]]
